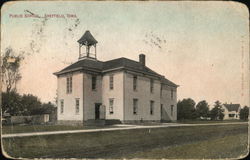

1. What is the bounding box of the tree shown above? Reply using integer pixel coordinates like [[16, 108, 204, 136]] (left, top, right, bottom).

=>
[[32, 102, 56, 115], [240, 106, 249, 120], [177, 98, 196, 120], [1, 47, 24, 93], [2, 92, 56, 116], [196, 100, 209, 119], [21, 94, 42, 115], [2, 91, 23, 116], [210, 101, 224, 120]]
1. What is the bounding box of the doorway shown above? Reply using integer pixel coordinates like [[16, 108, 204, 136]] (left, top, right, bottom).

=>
[[95, 103, 102, 119]]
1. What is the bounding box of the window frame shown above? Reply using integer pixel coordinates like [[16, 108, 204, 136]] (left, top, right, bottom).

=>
[[109, 75, 114, 90], [109, 98, 114, 114], [133, 75, 137, 91], [160, 84, 163, 97], [171, 105, 174, 116], [150, 100, 154, 115], [60, 99, 64, 114], [150, 79, 154, 93], [66, 76, 73, 94], [133, 98, 138, 115], [92, 76, 97, 90], [75, 98, 80, 114], [171, 89, 174, 99]]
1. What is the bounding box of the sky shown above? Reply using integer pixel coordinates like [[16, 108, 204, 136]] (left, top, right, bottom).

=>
[[1, 1, 249, 107]]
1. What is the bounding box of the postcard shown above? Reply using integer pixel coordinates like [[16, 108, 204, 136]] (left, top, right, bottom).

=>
[[1, 1, 249, 159]]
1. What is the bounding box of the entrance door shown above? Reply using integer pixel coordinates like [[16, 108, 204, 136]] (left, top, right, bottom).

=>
[[95, 103, 101, 119]]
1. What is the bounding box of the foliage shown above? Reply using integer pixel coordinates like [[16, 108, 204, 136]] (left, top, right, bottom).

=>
[[209, 101, 224, 120], [20, 94, 42, 115], [1, 47, 24, 93], [2, 92, 56, 116], [2, 91, 23, 116], [239, 106, 249, 120], [177, 98, 196, 120], [195, 100, 209, 119]]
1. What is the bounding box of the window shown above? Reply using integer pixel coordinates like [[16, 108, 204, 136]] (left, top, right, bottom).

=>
[[150, 100, 154, 115], [161, 104, 163, 116], [92, 76, 97, 90], [171, 105, 174, 116], [109, 98, 114, 114], [160, 84, 163, 97], [66, 76, 72, 93], [133, 75, 137, 91], [171, 89, 174, 99], [60, 100, 64, 114], [109, 75, 114, 90], [133, 99, 138, 115], [229, 114, 235, 117], [75, 98, 80, 114], [150, 79, 154, 93]]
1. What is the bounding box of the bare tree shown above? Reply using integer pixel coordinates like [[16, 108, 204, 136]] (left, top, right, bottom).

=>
[[1, 47, 24, 93]]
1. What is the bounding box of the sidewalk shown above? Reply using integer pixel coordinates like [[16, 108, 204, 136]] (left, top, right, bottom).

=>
[[2, 122, 248, 138]]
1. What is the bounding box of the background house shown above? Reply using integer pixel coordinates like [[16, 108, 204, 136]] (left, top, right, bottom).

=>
[[222, 103, 241, 120], [54, 31, 178, 125]]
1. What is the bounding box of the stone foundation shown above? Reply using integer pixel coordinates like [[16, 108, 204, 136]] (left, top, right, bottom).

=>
[[56, 120, 83, 126], [122, 120, 161, 124], [56, 119, 175, 126]]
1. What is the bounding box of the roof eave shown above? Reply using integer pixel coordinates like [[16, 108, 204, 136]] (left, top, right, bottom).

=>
[[54, 66, 103, 76], [53, 67, 83, 76]]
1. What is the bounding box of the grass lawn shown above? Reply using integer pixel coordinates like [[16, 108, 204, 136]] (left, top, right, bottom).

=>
[[2, 123, 248, 159], [177, 119, 247, 124], [128, 133, 248, 159], [2, 124, 121, 134], [2, 120, 247, 134]]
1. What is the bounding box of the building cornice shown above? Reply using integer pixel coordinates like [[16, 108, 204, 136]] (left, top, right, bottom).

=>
[[54, 66, 178, 87]]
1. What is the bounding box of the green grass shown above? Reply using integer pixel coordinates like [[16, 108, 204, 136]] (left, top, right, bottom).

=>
[[2, 124, 248, 159], [2, 120, 247, 134], [128, 133, 248, 159], [177, 119, 247, 124], [1, 124, 121, 134]]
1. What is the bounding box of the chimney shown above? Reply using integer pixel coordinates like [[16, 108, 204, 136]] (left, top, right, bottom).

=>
[[139, 54, 145, 66]]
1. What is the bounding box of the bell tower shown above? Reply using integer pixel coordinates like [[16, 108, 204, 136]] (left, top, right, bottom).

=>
[[77, 30, 98, 60]]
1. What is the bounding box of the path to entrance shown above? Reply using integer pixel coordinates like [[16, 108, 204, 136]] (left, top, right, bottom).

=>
[[2, 122, 248, 138]]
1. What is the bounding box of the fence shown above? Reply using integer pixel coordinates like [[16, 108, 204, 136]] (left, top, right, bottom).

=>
[[10, 114, 50, 125]]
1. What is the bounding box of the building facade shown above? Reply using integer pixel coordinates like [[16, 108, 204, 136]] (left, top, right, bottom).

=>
[[54, 31, 178, 125]]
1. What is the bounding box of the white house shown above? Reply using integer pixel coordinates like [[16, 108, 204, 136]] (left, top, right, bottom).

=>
[[222, 104, 241, 120], [54, 31, 178, 125]]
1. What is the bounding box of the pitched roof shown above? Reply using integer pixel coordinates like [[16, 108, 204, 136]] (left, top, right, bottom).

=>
[[103, 57, 161, 76], [223, 104, 241, 112], [77, 30, 98, 46], [161, 77, 178, 87], [60, 59, 103, 73], [54, 57, 178, 87]]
